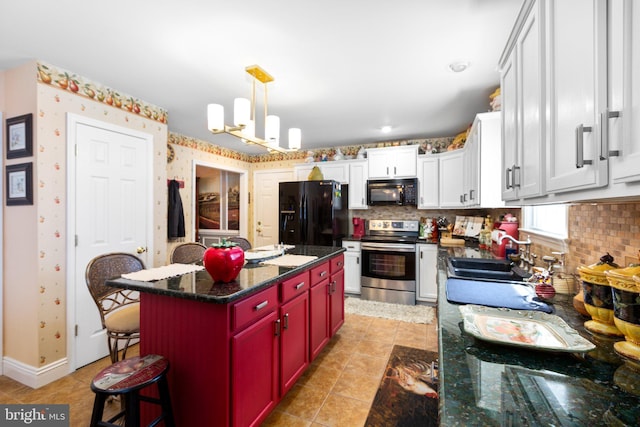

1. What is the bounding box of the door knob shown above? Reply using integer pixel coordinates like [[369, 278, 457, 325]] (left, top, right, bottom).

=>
[[136, 246, 147, 254]]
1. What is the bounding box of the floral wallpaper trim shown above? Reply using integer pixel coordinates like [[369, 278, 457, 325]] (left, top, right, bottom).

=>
[[169, 132, 456, 164], [36, 61, 168, 124]]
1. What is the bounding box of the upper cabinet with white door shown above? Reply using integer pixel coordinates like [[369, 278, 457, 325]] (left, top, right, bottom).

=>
[[609, 0, 640, 186], [544, 0, 608, 194], [348, 160, 368, 209], [293, 161, 349, 184], [367, 145, 419, 179], [499, 0, 544, 203], [417, 155, 439, 209]]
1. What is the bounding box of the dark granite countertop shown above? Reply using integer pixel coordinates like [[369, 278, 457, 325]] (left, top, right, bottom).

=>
[[106, 245, 345, 304], [437, 246, 640, 426]]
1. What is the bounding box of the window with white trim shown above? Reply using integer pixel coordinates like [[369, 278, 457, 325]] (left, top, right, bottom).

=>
[[522, 204, 568, 239]]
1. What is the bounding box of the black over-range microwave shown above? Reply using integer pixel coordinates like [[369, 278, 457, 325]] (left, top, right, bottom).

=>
[[366, 178, 418, 206]]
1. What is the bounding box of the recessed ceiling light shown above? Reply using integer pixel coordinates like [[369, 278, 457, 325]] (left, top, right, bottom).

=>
[[381, 125, 392, 133], [449, 61, 470, 73]]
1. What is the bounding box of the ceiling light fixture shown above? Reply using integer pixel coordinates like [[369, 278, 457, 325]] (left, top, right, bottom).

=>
[[207, 65, 301, 153], [381, 125, 392, 133], [448, 61, 470, 73]]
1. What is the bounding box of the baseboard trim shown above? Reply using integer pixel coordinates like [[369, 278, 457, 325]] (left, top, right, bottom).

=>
[[2, 356, 69, 389]]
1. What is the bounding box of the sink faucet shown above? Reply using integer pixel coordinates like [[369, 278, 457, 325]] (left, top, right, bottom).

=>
[[498, 234, 535, 271]]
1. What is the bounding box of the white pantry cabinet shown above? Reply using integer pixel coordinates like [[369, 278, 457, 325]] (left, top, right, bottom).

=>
[[348, 160, 368, 209], [417, 244, 437, 303], [366, 145, 419, 179]]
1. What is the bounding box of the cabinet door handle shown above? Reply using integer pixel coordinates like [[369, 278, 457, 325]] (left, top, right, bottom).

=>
[[394, 166, 397, 175], [274, 318, 281, 337], [505, 167, 513, 189], [319, 270, 327, 277], [601, 110, 621, 159], [356, 256, 359, 264], [361, 197, 364, 205], [386, 167, 389, 175], [254, 300, 268, 311], [512, 165, 521, 188], [283, 313, 289, 330], [469, 189, 475, 201], [575, 124, 593, 168], [295, 282, 305, 290]]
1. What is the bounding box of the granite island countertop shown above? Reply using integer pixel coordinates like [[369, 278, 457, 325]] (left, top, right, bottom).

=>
[[437, 246, 640, 426], [106, 245, 345, 304]]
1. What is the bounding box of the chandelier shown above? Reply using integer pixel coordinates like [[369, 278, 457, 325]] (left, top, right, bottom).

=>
[[207, 65, 301, 153]]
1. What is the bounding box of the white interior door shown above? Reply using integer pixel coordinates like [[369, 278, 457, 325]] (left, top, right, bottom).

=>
[[67, 115, 152, 369], [253, 169, 292, 248]]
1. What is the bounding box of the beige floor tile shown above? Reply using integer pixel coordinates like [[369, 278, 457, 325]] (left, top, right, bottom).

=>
[[314, 393, 370, 427], [343, 353, 388, 378], [331, 371, 380, 403], [297, 364, 342, 393], [354, 339, 394, 358], [263, 409, 312, 427], [277, 383, 329, 421]]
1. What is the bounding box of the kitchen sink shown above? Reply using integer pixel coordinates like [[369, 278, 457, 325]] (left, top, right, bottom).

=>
[[447, 257, 531, 282]]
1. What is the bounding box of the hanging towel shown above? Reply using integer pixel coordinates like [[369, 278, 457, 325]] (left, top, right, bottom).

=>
[[168, 179, 185, 240]]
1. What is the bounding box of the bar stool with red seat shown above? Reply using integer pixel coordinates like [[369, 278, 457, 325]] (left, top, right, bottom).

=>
[[90, 354, 175, 427]]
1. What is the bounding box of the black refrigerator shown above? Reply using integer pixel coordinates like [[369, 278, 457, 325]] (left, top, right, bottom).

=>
[[279, 180, 348, 247]]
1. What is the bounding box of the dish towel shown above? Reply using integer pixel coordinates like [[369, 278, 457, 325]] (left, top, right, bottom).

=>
[[121, 264, 204, 282], [261, 254, 318, 267]]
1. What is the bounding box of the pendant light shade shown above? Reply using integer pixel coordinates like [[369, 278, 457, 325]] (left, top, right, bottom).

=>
[[288, 128, 301, 150], [233, 98, 250, 127], [265, 115, 280, 143], [207, 104, 224, 132]]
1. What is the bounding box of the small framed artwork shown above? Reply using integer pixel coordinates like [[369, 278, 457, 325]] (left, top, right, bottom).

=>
[[6, 113, 33, 159], [6, 162, 33, 206]]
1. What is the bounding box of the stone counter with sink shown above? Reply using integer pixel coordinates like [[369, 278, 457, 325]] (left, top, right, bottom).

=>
[[437, 245, 640, 426]]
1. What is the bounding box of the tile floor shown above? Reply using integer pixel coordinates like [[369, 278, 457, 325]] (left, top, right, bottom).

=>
[[0, 311, 438, 427]]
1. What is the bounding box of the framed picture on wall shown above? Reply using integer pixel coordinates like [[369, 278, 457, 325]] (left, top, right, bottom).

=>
[[6, 162, 33, 206], [6, 113, 33, 159]]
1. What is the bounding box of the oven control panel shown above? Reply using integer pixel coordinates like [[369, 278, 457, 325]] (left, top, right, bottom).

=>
[[368, 220, 419, 232]]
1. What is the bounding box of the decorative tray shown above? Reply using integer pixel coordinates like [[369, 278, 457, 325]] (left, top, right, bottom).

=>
[[459, 305, 595, 353], [243, 249, 284, 264]]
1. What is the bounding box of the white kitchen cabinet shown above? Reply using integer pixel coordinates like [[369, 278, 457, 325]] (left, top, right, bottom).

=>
[[544, 0, 608, 194], [417, 155, 439, 209], [463, 124, 479, 207], [348, 160, 368, 209], [366, 145, 419, 179], [417, 243, 437, 303], [609, 0, 640, 185], [499, 0, 544, 204], [293, 162, 349, 184], [438, 150, 465, 208], [342, 240, 361, 295], [470, 112, 505, 208]]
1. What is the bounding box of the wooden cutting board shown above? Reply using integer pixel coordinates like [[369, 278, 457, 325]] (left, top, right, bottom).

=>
[[440, 237, 466, 246]]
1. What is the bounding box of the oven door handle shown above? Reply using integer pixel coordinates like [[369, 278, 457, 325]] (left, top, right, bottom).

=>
[[361, 243, 415, 253]]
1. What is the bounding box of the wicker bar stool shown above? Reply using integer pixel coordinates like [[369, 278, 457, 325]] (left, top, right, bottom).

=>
[[90, 354, 175, 427]]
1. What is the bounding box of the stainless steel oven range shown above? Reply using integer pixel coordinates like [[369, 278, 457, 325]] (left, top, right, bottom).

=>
[[360, 219, 419, 305]]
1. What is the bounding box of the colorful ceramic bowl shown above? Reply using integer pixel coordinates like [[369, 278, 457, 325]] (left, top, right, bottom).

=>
[[577, 257, 623, 337], [604, 267, 640, 362]]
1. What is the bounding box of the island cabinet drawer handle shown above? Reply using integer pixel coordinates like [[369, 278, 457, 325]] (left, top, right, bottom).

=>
[[319, 270, 327, 277], [274, 319, 281, 337], [337, 261, 343, 267], [254, 300, 269, 311], [295, 282, 305, 290], [283, 313, 289, 330]]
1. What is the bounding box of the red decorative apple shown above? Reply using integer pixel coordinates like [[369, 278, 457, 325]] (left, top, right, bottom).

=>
[[203, 240, 245, 283]]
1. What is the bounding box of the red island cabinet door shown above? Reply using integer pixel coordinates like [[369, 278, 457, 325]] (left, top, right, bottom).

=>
[[329, 268, 345, 336], [231, 310, 279, 427], [280, 291, 310, 395], [309, 277, 330, 361]]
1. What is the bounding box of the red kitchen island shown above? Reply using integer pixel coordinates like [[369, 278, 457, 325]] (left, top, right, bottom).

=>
[[106, 245, 345, 427]]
